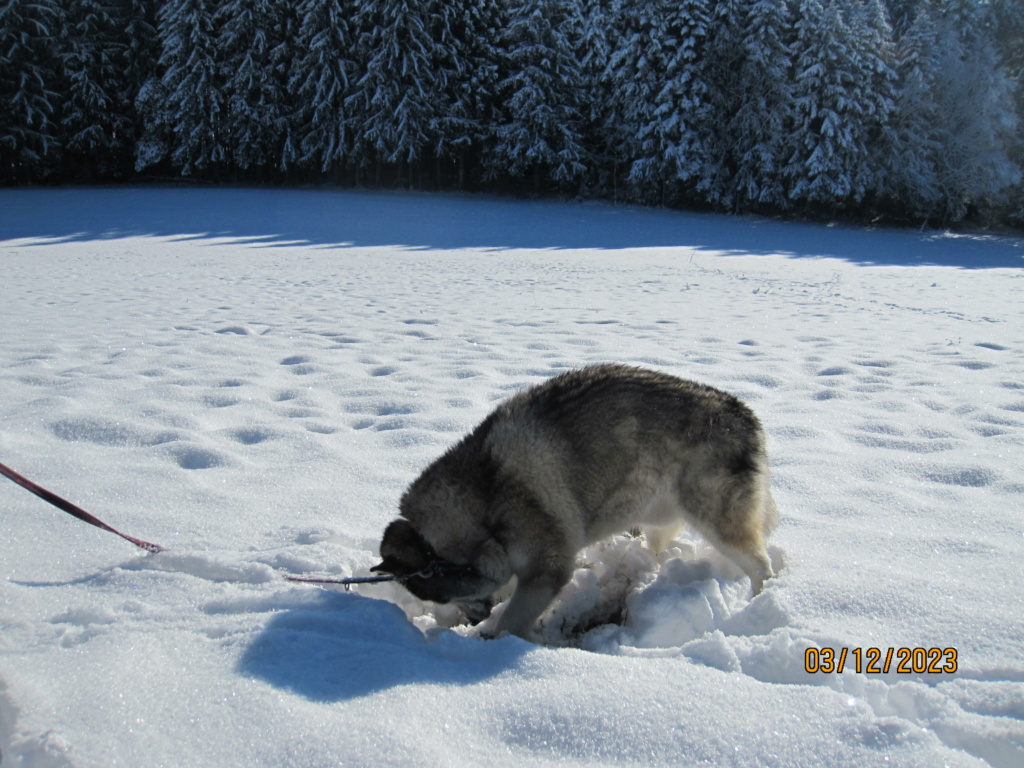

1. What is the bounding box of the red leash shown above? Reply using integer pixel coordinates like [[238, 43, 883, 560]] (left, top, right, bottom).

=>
[[0, 460, 165, 553], [0, 461, 397, 588]]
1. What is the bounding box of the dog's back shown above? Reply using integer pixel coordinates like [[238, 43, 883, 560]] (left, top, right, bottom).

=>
[[490, 364, 776, 544]]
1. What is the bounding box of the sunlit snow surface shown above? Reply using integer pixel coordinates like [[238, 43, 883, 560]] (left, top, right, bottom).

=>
[[1, 188, 1022, 767]]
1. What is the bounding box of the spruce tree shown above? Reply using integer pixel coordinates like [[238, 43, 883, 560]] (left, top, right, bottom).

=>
[[431, 0, 502, 187], [930, 3, 1021, 221], [699, 0, 747, 208], [784, 0, 884, 209], [848, 0, 899, 206], [602, 0, 669, 201], [120, 0, 159, 92], [873, 3, 942, 219], [119, 0, 160, 173], [140, 0, 224, 176], [0, 0, 61, 182], [629, 0, 712, 205], [58, 0, 133, 179], [488, 0, 588, 188], [574, 0, 617, 194], [216, 0, 289, 175], [721, 0, 796, 210], [285, 0, 356, 177], [345, 0, 447, 184], [991, 0, 1024, 225]]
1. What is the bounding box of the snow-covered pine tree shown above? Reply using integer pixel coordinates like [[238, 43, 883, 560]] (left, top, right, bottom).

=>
[[345, 0, 448, 185], [628, 0, 712, 205], [120, 0, 159, 93], [929, 0, 1021, 221], [284, 0, 356, 177], [785, 0, 846, 207], [721, 0, 796, 211], [118, 0, 160, 172], [139, 0, 225, 176], [429, 0, 502, 188], [991, 0, 1024, 225], [487, 0, 588, 188], [134, 78, 169, 172], [991, 0, 1023, 132], [872, 3, 942, 220], [57, 0, 133, 179], [215, 0, 289, 176], [847, 0, 899, 208], [881, 0, 918, 36], [784, 0, 894, 210], [571, 0, 614, 194], [699, 0, 748, 209], [0, 0, 61, 182], [602, 0, 670, 201]]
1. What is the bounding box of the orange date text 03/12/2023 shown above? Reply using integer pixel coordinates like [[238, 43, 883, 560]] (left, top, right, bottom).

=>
[[804, 647, 959, 675]]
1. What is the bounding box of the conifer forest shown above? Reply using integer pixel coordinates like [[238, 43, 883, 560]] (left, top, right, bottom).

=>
[[2, 0, 1022, 227]]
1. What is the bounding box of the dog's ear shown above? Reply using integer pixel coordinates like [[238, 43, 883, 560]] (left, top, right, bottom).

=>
[[372, 519, 433, 575]]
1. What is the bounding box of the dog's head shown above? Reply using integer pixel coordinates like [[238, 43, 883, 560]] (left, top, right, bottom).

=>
[[372, 519, 498, 624]]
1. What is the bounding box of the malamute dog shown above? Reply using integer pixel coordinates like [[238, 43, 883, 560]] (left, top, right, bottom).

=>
[[373, 364, 778, 638]]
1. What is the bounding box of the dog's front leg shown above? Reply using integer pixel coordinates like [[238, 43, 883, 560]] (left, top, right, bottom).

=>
[[473, 538, 512, 586], [493, 563, 572, 638]]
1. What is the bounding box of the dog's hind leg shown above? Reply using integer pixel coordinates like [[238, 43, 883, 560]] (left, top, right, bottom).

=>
[[711, 538, 774, 595], [681, 469, 777, 596], [645, 522, 683, 554], [708, 488, 777, 595]]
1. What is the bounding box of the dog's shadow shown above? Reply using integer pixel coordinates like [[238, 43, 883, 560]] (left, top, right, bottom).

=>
[[236, 589, 528, 702]]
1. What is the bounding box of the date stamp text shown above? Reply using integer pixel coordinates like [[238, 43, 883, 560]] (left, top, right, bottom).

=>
[[804, 647, 958, 675]]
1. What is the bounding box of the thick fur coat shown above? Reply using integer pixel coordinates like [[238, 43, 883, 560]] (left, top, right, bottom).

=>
[[375, 364, 778, 637]]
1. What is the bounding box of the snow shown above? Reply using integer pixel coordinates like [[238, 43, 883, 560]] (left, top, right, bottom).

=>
[[1, 186, 1022, 768]]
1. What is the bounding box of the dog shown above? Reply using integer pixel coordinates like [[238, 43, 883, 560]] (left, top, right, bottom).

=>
[[373, 364, 778, 638]]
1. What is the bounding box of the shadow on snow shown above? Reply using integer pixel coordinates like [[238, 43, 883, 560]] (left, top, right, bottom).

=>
[[0, 186, 1021, 269], [236, 589, 528, 702]]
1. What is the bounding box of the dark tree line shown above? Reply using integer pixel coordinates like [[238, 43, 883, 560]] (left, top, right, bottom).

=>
[[2, 0, 1022, 226]]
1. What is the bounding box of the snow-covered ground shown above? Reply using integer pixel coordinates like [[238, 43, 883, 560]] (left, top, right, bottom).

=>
[[1, 187, 1022, 768]]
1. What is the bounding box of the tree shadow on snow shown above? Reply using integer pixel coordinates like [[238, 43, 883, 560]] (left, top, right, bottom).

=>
[[0, 186, 1020, 269], [236, 589, 529, 702]]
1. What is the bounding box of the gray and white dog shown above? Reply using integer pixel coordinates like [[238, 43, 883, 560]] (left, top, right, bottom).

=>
[[373, 364, 778, 638]]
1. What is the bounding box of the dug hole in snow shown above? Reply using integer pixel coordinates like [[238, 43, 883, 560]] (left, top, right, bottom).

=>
[[387, 532, 790, 655]]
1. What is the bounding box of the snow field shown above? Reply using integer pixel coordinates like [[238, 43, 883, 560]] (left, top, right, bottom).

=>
[[0, 188, 1022, 767]]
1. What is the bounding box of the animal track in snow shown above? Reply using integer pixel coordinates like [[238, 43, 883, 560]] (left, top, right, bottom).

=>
[[920, 465, 1001, 487], [51, 417, 181, 448], [281, 407, 321, 419], [165, 444, 230, 470], [226, 426, 276, 446], [304, 423, 337, 435], [847, 432, 956, 453], [203, 393, 240, 408], [812, 389, 845, 401], [953, 360, 996, 370], [817, 365, 854, 376]]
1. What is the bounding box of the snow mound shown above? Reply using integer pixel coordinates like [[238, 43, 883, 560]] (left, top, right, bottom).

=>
[[383, 532, 792, 655]]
